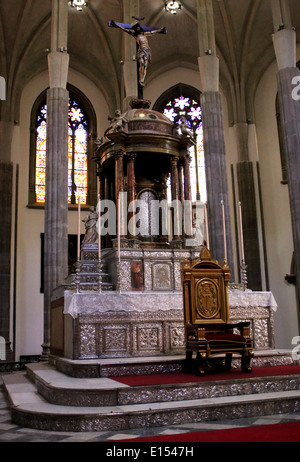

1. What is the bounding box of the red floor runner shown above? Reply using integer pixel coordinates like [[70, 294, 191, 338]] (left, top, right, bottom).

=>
[[112, 365, 300, 386], [116, 421, 300, 442]]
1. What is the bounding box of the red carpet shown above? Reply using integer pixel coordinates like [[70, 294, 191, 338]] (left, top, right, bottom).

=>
[[116, 421, 300, 442], [112, 365, 300, 386]]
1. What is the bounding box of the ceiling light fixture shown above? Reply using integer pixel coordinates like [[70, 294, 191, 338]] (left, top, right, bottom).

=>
[[165, 1, 182, 15], [68, 0, 88, 11]]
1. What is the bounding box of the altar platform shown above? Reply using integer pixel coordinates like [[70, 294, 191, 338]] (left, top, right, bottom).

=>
[[2, 351, 300, 432]]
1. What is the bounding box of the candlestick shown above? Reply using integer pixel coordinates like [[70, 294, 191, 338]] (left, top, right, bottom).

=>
[[204, 202, 210, 249], [98, 194, 101, 261], [238, 201, 245, 262], [77, 196, 81, 260], [117, 195, 120, 262], [221, 200, 227, 262]]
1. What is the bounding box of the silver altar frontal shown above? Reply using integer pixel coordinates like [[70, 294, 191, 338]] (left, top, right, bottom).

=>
[[51, 281, 276, 360]]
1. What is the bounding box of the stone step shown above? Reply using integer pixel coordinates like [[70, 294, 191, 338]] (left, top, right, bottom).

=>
[[49, 350, 295, 378], [24, 362, 300, 408], [3, 370, 300, 432]]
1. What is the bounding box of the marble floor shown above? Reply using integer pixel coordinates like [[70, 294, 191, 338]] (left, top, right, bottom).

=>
[[1, 374, 300, 442]]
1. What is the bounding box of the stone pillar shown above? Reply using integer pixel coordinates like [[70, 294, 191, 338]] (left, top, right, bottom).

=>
[[271, 0, 300, 328], [0, 161, 14, 361], [127, 153, 136, 238], [231, 120, 262, 290], [43, 0, 69, 356], [170, 157, 181, 241], [197, 0, 234, 270], [237, 161, 262, 290], [0, 70, 15, 361]]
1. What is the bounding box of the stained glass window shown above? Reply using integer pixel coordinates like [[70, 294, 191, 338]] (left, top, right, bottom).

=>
[[35, 94, 88, 205], [162, 95, 206, 202], [35, 104, 47, 203]]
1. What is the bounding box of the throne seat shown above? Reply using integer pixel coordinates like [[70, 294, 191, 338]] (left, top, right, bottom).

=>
[[182, 247, 254, 375]]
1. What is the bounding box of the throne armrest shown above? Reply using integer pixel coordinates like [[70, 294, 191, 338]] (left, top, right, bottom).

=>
[[225, 321, 251, 338]]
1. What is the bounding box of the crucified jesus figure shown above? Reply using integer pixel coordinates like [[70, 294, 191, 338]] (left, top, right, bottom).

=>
[[110, 18, 166, 88]]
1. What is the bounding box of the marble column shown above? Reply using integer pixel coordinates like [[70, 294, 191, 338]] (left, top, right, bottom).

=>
[[183, 154, 192, 202], [103, 172, 112, 248], [272, 0, 300, 327], [183, 153, 193, 239], [43, 0, 69, 356], [127, 153, 136, 238], [178, 161, 184, 204], [115, 151, 125, 238], [197, 0, 234, 270], [170, 156, 181, 241]]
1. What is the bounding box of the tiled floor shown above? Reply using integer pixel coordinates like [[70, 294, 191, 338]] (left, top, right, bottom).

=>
[[1, 377, 300, 442]]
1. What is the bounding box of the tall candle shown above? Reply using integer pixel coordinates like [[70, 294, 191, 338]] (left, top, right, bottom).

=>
[[221, 200, 227, 261], [117, 195, 120, 262], [204, 202, 210, 249], [98, 193, 101, 261], [77, 196, 81, 260], [238, 201, 245, 261]]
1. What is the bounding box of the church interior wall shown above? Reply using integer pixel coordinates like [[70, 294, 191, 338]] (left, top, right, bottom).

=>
[[254, 50, 300, 349]]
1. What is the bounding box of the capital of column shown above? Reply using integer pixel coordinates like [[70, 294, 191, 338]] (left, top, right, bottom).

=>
[[48, 51, 69, 89], [183, 153, 192, 164], [114, 150, 124, 160], [170, 156, 178, 166], [272, 29, 296, 70], [198, 55, 219, 92], [127, 152, 137, 161]]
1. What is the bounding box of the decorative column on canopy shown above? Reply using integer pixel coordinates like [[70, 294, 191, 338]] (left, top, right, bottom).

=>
[[196, 0, 234, 271], [271, 0, 300, 328], [115, 151, 125, 238], [170, 156, 181, 241], [127, 152, 136, 238], [43, 0, 69, 356]]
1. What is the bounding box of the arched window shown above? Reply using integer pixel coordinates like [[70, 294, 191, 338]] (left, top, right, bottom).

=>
[[29, 85, 97, 207], [153, 83, 206, 203]]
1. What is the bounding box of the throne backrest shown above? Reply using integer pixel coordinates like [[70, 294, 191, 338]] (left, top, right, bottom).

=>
[[181, 247, 231, 329]]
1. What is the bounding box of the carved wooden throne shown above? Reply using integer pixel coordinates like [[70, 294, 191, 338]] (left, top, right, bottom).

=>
[[181, 246, 254, 375]]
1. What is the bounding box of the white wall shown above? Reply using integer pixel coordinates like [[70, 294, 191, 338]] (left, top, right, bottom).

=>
[[255, 56, 299, 349], [11, 69, 109, 358]]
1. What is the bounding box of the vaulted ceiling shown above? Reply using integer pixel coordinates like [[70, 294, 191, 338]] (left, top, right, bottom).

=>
[[0, 0, 300, 123]]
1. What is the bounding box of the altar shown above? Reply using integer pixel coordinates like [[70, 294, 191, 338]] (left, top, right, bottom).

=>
[[50, 287, 276, 360]]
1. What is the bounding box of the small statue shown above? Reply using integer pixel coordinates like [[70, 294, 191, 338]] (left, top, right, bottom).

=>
[[107, 109, 127, 133], [178, 116, 196, 144], [94, 137, 103, 147], [82, 206, 98, 244]]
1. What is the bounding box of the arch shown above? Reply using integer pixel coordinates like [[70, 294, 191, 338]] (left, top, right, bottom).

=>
[[153, 83, 206, 203], [28, 83, 97, 208], [153, 82, 201, 113]]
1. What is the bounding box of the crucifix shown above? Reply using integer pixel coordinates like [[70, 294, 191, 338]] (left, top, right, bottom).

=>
[[109, 16, 167, 99]]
